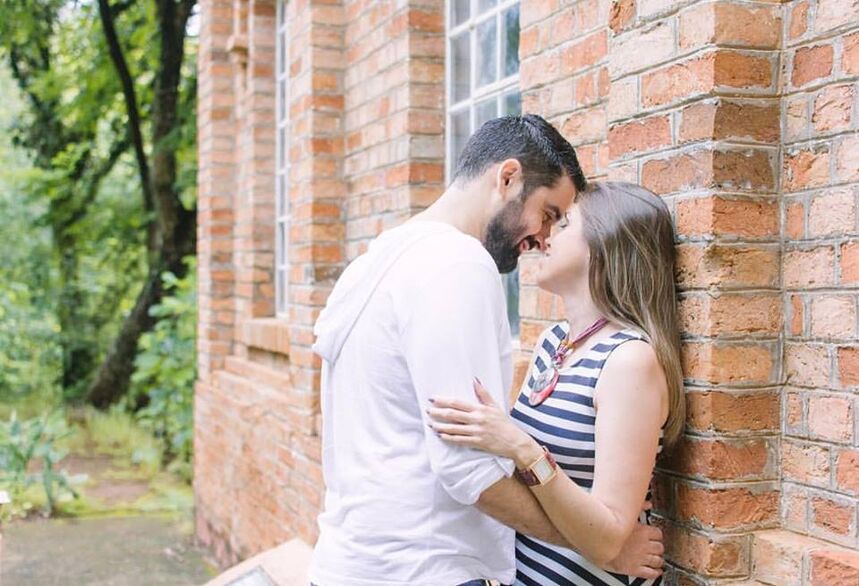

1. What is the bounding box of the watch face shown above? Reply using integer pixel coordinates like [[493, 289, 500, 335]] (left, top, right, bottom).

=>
[[534, 458, 554, 483]]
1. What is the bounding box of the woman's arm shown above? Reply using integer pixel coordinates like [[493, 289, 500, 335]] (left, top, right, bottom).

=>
[[428, 340, 668, 567]]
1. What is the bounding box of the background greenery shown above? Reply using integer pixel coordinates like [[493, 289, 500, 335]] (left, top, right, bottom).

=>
[[0, 0, 198, 518]]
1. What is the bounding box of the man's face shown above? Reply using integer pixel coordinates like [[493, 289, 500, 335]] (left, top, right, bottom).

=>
[[483, 174, 576, 273]]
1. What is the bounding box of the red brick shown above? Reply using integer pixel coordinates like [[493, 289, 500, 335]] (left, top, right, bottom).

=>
[[682, 342, 775, 386], [713, 50, 773, 89], [784, 147, 831, 192], [815, 0, 859, 33], [686, 390, 780, 433], [675, 243, 779, 290], [837, 346, 859, 387], [808, 395, 854, 443], [664, 524, 750, 576], [810, 550, 859, 586], [679, 2, 781, 50], [680, 293, 782, 336], [676, 484, 779, 530], [836, 135, 859, 182], [642, 150, 712, 195], [785, 343, 832, 388], [786, 390, 805, 431], [841, 241, 859, 283], [835, 449, 859, 494], [608, 115, 671, 159], [790, 294, 805, 336], [782, 440, 831, 486], [642, 54, 714, 108], [809, 189, 856, 237], [784, 246, 836, 288], [677, 196, 778, 239], [789, 1, 809, 39], [844, 32, 859, 75], [813, 85, 853, 134], [810, 295, 857, 339], [667, 436, 773, 481], [679, 100, 780, 144], [793, 44, 835, 88], [811, 494, 855, 538], [787, 201, 805, 240], [609, 0, 635, 34]]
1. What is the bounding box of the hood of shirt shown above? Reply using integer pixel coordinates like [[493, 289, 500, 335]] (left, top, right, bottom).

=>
[[312, 221, 454, 364]]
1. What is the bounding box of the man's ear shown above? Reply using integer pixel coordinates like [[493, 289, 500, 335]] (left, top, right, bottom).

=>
[[496, 158, 523, 202]]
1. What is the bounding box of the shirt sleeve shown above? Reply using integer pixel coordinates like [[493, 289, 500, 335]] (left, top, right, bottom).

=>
[[401, 260, 516, 505]]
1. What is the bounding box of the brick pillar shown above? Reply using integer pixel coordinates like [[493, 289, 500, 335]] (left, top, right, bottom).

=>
[[773, 0, 859, 578], [197, 0, 237, 385], [607, 2, 785, 583], [194, 0, 240, 565], [231, 0, 277, 326], [342, 0, 445, 261]]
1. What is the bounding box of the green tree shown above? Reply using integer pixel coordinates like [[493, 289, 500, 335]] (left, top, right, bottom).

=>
[[0, 0, 197, 405]]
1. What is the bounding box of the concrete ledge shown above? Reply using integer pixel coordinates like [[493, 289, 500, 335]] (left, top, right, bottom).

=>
[[205, 538, 312, 586]]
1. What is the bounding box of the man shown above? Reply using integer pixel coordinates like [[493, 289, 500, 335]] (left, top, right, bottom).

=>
[[310, 115, 663, 586]]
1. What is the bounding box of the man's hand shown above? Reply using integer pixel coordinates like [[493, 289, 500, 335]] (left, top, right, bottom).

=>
[[603, 505, 664, 580]]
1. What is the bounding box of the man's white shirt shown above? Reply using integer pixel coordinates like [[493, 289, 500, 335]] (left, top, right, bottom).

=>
[[309, 220, 516, 586]]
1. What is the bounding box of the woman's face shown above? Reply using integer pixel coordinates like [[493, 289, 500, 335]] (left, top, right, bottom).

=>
[[536, 203, 591, 296]]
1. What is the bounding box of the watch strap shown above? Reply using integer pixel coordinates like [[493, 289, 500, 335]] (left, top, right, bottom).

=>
[[515, 446, 558, 486]]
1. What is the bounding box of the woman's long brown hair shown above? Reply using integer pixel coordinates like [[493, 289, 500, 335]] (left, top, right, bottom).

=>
[[577, 181, 685, 447]]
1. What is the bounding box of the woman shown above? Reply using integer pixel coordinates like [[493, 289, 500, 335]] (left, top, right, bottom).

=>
[[428, 181, 685, 585]]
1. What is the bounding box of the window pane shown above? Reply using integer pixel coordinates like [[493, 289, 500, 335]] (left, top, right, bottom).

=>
[[476, 18, 498, 88], [278, 80, 286, 120], [503, 6, 520, 78], [450, 31, 470, 104], [503, 91, 521, 116], [277, 126, 286, 169], [451, 109, 471, 168], [277, 173, 287, 215], [276, 270, 286, 313], [450, 0, 470, 27], [475, 97, 498, 128], [503, 269, 520, 338], [477, 0, 497, 13]]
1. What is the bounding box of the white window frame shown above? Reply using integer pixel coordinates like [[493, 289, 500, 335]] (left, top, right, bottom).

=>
[[444, 0, 521, 180], [445, 0, 522, 340], [275, 0, 290, 317]]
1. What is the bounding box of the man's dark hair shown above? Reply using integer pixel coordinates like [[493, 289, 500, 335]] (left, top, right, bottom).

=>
[[452, 114, 588, 196]]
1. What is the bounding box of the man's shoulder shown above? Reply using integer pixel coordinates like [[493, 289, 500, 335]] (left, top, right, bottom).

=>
[[403, 227, 497, 272]]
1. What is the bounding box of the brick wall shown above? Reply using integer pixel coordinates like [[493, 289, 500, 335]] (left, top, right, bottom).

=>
[[196, 0, 859, 581]]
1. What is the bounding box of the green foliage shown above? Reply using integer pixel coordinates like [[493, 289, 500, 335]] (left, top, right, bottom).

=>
[[0, 0, 198, 402], [0, 411, 77, 519], [128, 258, 197, 482]]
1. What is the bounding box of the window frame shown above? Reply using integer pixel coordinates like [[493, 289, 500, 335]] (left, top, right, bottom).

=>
[[275, 0, 290, 317]]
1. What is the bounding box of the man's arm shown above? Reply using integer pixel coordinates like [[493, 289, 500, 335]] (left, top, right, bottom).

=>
[[478, 475, 664, 579], [477, 475, 568, 546]]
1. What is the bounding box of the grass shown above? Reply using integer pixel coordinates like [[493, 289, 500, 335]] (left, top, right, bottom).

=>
[[2, 404, 191, 521]]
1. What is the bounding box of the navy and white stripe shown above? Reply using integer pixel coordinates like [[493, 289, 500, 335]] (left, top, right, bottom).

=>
[[511, 323, 664, 586]]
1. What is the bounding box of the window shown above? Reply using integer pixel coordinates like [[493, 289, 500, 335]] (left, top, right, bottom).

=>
[[445, 0, 522, 337], [275, 1, 290, 316]]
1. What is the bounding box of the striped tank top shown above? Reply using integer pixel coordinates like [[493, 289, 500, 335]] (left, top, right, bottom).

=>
[[510, 322, 664, 586]]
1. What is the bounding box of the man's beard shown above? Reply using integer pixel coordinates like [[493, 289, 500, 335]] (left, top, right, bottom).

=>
[[483, 197, 529, 274]]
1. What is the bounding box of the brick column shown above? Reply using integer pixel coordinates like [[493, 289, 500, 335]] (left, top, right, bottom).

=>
[[342, 0, 445, 261], [607, 2, 785, 583], [760, 2, 859, 583], [197, 0, 237, 385]]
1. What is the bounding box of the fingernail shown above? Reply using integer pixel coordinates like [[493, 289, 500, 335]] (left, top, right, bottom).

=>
[[428, 398, 435, 403], [475, 376, 482, 385]]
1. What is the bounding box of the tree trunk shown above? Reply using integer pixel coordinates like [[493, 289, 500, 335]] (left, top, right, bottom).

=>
[[85, 0, 197, 407], [86, 215, 194, 408]]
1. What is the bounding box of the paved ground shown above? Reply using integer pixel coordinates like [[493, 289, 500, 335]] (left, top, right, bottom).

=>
[[1, 514, 215, 585]]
